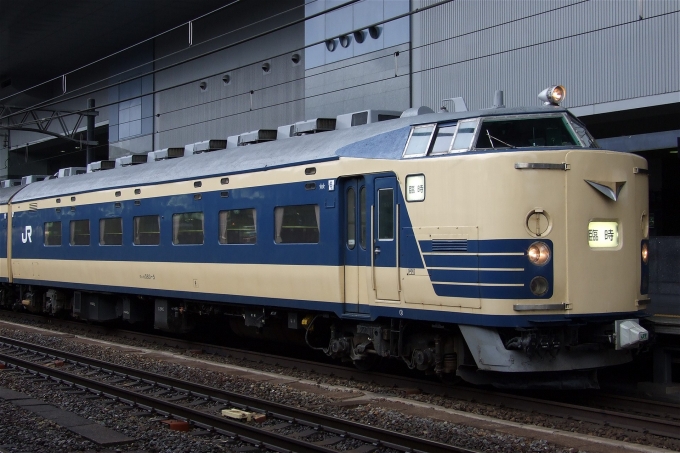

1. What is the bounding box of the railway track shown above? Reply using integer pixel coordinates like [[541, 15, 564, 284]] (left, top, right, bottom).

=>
[[0, 336, 478, 453], [2, 312, 680, 442]]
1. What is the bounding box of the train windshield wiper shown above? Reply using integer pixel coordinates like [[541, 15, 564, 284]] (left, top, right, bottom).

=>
[[486, 129, 516, 149]]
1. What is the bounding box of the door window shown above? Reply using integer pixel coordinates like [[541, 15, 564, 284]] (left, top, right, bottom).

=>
[[347, 187, 356, 249], [378, 189, 394, 240], [359, 186, 367, 249]]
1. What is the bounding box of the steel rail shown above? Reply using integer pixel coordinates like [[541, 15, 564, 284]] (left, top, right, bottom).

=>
[[0, 338, 479, 453], [2, 314, 680, 439]]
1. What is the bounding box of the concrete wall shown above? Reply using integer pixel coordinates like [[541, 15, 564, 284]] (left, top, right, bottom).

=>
[[303, 0, 410, 119], [2, 1, 679, 168], [649, 238, 680, 316], [411, 0, 680, 111], [151, 0, 305, 150]]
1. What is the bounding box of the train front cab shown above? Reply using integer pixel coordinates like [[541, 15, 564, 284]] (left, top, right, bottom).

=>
[[339, 93, 653, 387]]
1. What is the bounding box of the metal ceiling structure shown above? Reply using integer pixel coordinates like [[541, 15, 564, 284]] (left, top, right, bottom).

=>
[[0, 0, 239, 176], [0, 0, 233, 93]]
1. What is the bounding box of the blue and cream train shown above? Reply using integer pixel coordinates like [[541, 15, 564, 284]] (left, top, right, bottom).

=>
[[0, 87, 650, 387]]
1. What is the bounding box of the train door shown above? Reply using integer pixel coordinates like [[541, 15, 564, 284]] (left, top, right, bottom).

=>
[[373, 176, 400, 301], [342, 177, 369, 313]]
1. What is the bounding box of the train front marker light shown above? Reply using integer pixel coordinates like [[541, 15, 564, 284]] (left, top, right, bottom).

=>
[[538, 85, 566, 106], [527, 241, 551, 266], [530, 276, 549, 296], [641, 242, 649, 264]]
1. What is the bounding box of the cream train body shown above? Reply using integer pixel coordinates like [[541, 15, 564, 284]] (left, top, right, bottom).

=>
[[0, 94, 649, 387]]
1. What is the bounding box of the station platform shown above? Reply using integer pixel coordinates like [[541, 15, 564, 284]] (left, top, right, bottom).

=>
[[639, 314, 680, 399]]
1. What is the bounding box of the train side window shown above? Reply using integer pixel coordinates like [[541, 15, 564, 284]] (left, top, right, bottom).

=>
[[450, 118, 479, 153], [100, 218, 123, 246], [70, 220, 90, 246], [134, 215, 160, 245], [403, 125, 435, 158], [378, 189, 394, 240], [173, 212, 204, 245], [430, 124, 457, 154], [219, 209, 257, 244], [564, 114, 598, 148], [274, 205, 319, 244], [44, 221, 62, 246], [359, 186, 367, 249]]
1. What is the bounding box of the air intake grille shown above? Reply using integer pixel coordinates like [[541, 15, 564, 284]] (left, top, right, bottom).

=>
[[432, 239, 467, 252]]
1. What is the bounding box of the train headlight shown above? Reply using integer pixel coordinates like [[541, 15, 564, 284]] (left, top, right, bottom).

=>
[[527, 241, 551, 266], [530, 276, 549, 296], [641, 242, 649, 264], [538, 85, 566, 106]]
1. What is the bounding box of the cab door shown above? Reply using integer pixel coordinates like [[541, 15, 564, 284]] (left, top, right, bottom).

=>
[[373, 176, 400, 301]]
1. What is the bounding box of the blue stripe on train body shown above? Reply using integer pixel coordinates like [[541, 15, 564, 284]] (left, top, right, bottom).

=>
[[11, 173, 420, 268], [420, 239, 554, 299], [9, 172, 560, 324], [13, 179, 344, 266]]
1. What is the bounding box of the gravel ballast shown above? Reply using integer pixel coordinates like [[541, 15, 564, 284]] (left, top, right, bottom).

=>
[[0, 322, 677, 453]]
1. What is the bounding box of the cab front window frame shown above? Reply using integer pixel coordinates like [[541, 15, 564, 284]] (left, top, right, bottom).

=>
[[402, 124, 436, 158], [450, 118, 481, 153]]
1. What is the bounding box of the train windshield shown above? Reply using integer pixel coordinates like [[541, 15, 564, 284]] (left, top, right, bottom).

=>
[[474, 114, 596, 149], [401, 114, 598, 158]]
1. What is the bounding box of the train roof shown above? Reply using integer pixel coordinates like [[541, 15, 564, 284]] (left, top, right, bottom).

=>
[[10, 105, 568, 203], [0, 184, 26, 205]]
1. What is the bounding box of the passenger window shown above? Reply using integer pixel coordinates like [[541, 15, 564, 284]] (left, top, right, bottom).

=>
[[100, 218, 123, 245], [430, 125, 457, 154], [378, 189, 394, 240], [173, 212, 204, 245], [403, 125, 435, 157], [451, 119, 479, 152], [274, 205, 319, 244], [44, 221, 62, 246], [134, 215, 160, 245], [219, 209, 257, 244], [70, 220, 90, 246]]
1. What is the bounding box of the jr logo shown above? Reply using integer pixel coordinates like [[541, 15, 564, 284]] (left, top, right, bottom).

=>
[[21, 226, 32, 243]]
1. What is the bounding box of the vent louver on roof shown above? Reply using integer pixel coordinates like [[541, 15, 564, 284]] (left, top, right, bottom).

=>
[[293, 118, 336, 135], [147, 148, 185, 162], [87, 161, 115, 173], [335, 110, 401, 129], [277, 124, 295, 139], [21, 175, 49, 184], [57, 167, 86, 178], [238, 129, 277, 146], [226, 136, 239, 149], [115, 155, 147, 167], [0, 179, 21, 188], [184, 139, 227, 156], [400, 106, 435, 118]]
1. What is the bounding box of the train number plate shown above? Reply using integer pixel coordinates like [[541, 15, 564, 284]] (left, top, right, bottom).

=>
[[588, 221, 619, 248]]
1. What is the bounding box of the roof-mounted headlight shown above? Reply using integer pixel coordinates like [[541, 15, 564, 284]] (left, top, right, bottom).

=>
[[538, 85, 566, 106]]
